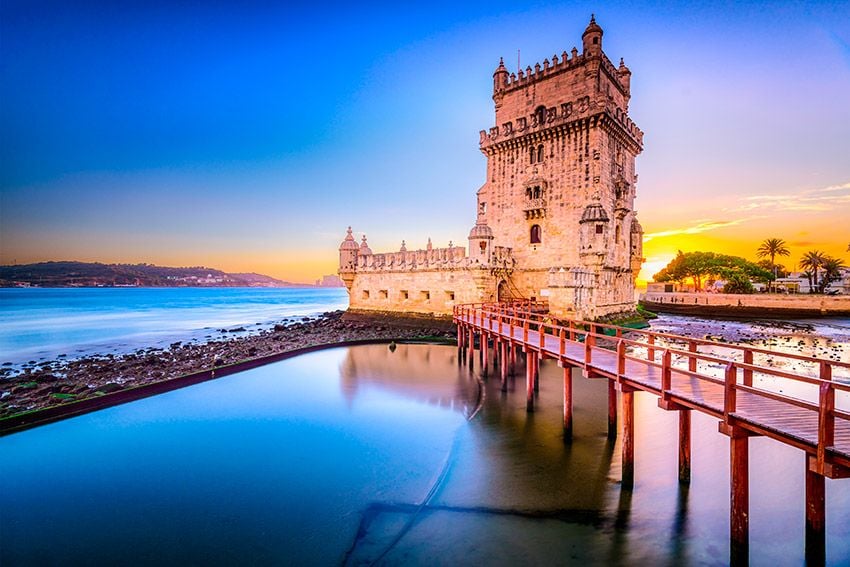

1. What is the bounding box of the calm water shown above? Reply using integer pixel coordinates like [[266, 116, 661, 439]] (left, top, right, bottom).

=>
[[0, 287, 349, 364], [2, 343, 849, 565]]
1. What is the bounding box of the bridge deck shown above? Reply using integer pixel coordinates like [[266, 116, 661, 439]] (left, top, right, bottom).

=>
[[458, 308, 850, 470]]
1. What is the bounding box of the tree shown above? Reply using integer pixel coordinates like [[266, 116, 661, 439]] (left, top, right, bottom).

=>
[[653, 251, 771, 292], [756, 237, 790, 270], [723, 272, 755, 294], [818, 257, 846, 293], [800, 250, 827, 292], [756, 238, 790, 292]]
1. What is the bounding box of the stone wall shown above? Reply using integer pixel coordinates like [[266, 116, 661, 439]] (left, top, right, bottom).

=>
[[348, 269, 495, 316], [640, 292, 850, 318]]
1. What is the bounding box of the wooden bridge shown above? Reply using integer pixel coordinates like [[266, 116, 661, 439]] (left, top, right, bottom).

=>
[[453, 301, 850, 565]]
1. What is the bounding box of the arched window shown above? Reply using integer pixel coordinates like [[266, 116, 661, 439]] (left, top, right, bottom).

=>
[[537, 145, 544, 163], [530, 146, 536, 164], [530, 224, 542, 244], [533, 185, 541, 199], [534, 105, 546, 127], [615, 225, 621, 243]]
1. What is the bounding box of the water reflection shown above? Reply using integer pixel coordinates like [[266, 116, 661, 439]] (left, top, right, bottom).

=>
[[2, 344, 849, 565], [339, 343, 480, 418]]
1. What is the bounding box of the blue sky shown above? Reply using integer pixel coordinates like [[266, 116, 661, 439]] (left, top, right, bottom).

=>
[[2, 1, 849, 281]]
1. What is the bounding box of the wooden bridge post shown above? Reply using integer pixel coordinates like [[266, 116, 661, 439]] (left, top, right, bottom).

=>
[[559, 328, 566, 357], [500, 341, 509, 392], [608, 380, 618, 440], [688, 341, 697, 373], [647, 334, 656, 362], [526, 352, 535, 412], [482, 333, 489, 377], [509, 343, 517, 377], [622, 386, 635, 487], [743, 349, 753, 387], [533, 352, 540, 393], [563, 365, 573, 440], [729, 430, 749, 564], [805, 463, 826, 566], [679, 410, 691, 484], [723, 362, 749, 564]]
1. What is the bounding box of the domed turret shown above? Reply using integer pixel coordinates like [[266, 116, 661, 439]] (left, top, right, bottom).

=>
[[580, 203, 610, 223], [359, 235, 373, 256], [468, 220, 494, 261], [582, 14, 603, 56], [339, 226, 358, 251], [493, 57, 509, 93], [618, 57, 632, 94], [338, 227, 358, 288]]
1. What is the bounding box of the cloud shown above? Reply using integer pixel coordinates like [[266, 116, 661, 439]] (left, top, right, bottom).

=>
[[643, 218, 753, 242], [727, 182, 850, 213]]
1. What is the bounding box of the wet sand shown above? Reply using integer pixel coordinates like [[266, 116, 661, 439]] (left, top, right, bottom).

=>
[[0, 311, 454, 419]]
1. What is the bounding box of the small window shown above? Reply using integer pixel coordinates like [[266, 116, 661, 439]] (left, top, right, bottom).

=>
[[530, 224, 542, 244], [534, 105, 546, 126], [379, 290, 388, 299], [421, 291, 430, 301], [479, 241, 487, 253], [362, 290, 370, 299], [615, 225, 621, 243], [593, 37, 598, 45], [536, 145, 544, 163], [595, 224, 604, 234], [446, 291, 455, 302], [530, 146, 536, 164], [401, 290, 409, 300]]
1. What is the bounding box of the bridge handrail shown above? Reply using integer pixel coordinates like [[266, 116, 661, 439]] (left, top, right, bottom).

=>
[[455, 302, 850, 471]]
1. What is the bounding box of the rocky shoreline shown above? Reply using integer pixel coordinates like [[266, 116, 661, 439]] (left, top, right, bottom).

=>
[[0, 310, 455, 420]]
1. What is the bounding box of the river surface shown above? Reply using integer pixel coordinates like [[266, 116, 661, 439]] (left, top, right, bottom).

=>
[[0, 287, 349, 365], [2, 343, 849, 565]]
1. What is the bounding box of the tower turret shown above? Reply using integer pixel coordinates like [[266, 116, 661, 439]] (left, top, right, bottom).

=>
[[338, 227, 359, 290], [582, 14, 603, 57], [493, 57, 509, 93], [468, 220, 494, 263], [618, 57, 632, 97], [579, 203, 610, 267]]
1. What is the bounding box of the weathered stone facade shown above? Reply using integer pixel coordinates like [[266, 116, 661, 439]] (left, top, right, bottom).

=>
[[340, 16, 644, 320]]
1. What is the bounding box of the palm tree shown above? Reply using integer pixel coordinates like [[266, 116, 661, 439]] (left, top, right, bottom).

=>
[[757, 238, 790, 292], [800, 250, 827, 292], [819, 257, 846, 293]]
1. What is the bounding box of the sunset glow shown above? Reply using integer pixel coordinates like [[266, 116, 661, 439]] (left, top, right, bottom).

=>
[[2, 2, 848, 283]]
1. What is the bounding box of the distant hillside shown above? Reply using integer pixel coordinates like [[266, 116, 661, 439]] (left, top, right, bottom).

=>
[[0, 262, 312, 288]]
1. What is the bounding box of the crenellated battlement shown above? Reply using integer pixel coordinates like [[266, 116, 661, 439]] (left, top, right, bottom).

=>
[[355, 244, 514, 273], [479, 95, 643, 151]]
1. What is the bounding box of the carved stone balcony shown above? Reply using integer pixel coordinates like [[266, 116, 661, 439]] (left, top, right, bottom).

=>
[[523, 198, 547, 219]]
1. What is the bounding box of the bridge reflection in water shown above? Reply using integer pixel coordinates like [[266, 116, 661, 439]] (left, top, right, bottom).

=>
[[340, 342, 850, 565]]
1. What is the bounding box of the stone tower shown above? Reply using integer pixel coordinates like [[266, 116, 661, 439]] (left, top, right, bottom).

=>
[[476, 15, 644, 318], [339, 16, 644, 321]]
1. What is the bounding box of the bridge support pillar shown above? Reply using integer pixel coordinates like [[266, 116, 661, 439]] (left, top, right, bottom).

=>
[[526, 353, 535, 412], [533, 354, 540, 393], [805, 463, 825, 566], [729, 430, 749, 565], [622, 387, 635, 488], [509, 344, 517, 377], [481, 333, 489, 378], [679, 409, 691, 484], [608, 380, 618, 440], [562, 365, 573, 441], [500, 341, 509, 392]]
